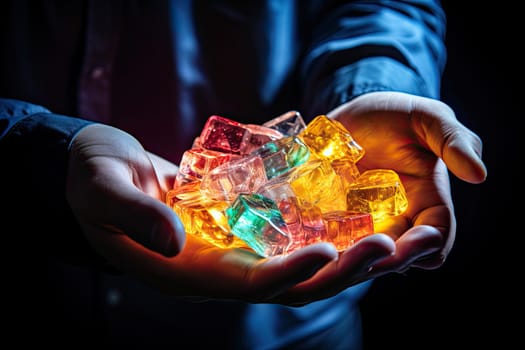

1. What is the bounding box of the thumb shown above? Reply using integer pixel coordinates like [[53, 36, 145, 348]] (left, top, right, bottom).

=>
[[411, 100, 487, 184], [69, 175, 187, 257], [104, 184, 187, 257], [441, 129, 487, 184], [67, 123, 186, 257]]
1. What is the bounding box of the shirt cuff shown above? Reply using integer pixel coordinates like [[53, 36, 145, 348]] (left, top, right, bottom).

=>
[[301, 56, 433, 118], [0, 101, 106, 267]]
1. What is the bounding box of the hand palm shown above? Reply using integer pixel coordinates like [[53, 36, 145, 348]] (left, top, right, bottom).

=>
[[336, 104, 451, 239], [67, 124, 348, 304], [329, 91, 486, 271], [67, 91, 486, 305]]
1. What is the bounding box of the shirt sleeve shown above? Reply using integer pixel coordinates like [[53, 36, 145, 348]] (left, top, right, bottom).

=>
[[300, 0, 447, 115], [0, 98, 106, 267]]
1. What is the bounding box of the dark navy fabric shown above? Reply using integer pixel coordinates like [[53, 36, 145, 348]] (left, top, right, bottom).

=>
[[0, 1, 446, 348]]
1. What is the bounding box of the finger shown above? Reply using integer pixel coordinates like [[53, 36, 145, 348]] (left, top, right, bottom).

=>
[[248, 242, 339, 300], [409, 200, 456, 269], [92, 235, 338, 301], [370, 225, 444, 273], [409, 251, 445, 270], [410, 99, 487, 184], [275, 233, 395, 304]]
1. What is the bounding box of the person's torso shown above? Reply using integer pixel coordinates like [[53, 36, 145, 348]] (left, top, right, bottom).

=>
[[0, 0, 318, 163]]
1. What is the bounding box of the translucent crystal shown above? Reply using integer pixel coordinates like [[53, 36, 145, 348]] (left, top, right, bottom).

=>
[[243, 123, 284, 154], [226, 193, 291, 257], [166, 182, 201, 208], [346, 169, 408, 222], [175, 147, 239, 188], [252, 136, 310, 179], [199, 115, 247, 154], [258, 180, 304, 251], [287, 159, 347, 213], [256, 179, 375, 254], [298, 115, 364, 163], [172, 193, 247, 248], [297, 202, 325, 249], [199, 115, 282, 155], [331, 158, 361, 191], [167, 112, 409, 256], [322, 211, 374, 250], [262, 110, 307, 136], [200, 155, 267, 202]]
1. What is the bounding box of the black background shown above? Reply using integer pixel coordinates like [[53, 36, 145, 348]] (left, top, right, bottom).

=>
[[5, 2, 517, 348], [360, 2, 519, 349]]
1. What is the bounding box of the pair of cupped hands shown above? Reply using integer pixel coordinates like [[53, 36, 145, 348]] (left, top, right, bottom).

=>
[[66, 91, 487, 306]]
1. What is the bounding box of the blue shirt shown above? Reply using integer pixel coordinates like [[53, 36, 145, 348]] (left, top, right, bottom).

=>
[[0, 1, 446, 348]]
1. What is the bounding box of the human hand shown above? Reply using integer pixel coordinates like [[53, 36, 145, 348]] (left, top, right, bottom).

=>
[[66, 90, 486, 306], [265, 91, 487, 305], [67, 124, 395, 304], [327, 91, 486, 271]]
